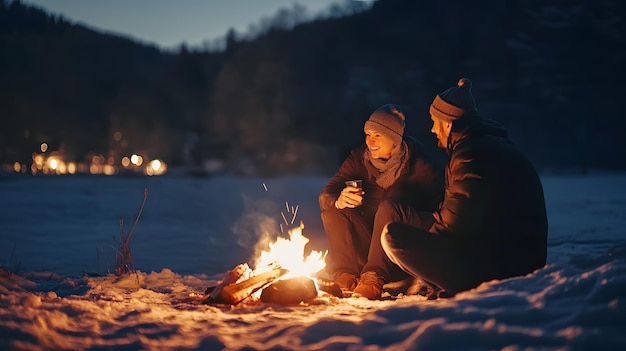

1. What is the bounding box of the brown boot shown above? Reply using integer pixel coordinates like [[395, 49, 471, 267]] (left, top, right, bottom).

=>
[[353, 271, 384, 300], [333, 272, 357, 292]]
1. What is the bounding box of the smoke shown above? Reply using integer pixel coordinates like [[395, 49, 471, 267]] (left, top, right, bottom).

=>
[[230, 195, 286, 269]]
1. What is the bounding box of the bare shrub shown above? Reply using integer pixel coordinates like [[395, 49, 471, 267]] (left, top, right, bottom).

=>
[[114, 188, 148, 275]]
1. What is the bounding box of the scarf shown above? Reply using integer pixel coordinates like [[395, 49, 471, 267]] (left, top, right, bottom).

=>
[[364, 141, 409, 189]]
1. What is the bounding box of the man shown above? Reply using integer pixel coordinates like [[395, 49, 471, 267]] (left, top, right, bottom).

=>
[[356, 78, 548, 299], [319, 104, 443, 297]]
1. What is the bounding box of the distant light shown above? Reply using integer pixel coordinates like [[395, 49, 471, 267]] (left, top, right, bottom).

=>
[[49, 158, 58, 170], [12, 162, 21, 173], [77, 163, 89, 173], [90, 164, 101, 174], [41, 143, 48, 152], [121, 156, 130, 167], [113, 131, 122, 141], [58, 161, 67, 174], [131, 154, 143, 166], [33, 154, 44, 168], [68, 162, 76, 174], [147, 159, 167, 176], [103, 164, 116, 175], [150, 159, 161, 171]]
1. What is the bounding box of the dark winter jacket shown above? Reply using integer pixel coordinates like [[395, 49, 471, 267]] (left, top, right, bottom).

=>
[[319, 137, 443, 218], [431, 116, 548, 279]]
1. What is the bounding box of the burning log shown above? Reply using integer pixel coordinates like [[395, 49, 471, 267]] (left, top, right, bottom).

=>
[[315, 278, 344, 298], [205, 267, 288, 305], [204, 263, 251, 299], [203, 221, 330, 305], [260, 276, 317, 305], [220, 267, 288, 305]]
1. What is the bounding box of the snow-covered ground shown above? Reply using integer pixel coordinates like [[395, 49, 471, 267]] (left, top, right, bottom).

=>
[[1, 172, 625, 350]]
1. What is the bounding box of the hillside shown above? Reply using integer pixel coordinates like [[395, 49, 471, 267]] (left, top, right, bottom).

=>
[[1, 0, 624, 175]]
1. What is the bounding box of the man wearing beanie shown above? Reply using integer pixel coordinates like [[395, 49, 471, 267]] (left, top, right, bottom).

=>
[[376, 78, 548, 298], [319, 104, 444, 298]]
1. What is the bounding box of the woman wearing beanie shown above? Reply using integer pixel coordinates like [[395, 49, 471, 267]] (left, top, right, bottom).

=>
[[380, 78, 548, 297], [318, 104, 444, 299]]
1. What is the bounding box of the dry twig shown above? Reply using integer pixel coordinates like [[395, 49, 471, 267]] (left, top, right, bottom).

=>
[[114, 188, 148, 275]]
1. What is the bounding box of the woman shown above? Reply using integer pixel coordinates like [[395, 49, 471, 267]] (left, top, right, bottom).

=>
[[319, 104, 443, 298]]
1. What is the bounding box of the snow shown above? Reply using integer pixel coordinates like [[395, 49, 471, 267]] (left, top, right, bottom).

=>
[[1, 172, 625, 350]]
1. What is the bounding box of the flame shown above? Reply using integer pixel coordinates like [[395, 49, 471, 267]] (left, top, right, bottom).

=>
[[253, 222, 326, 280]]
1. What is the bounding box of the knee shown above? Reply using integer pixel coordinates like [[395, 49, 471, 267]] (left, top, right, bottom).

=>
[[321, 207, 363, 229], [381, 222, 402, 252], [381, 222, 404, 264], [375, 200, 401, 220]]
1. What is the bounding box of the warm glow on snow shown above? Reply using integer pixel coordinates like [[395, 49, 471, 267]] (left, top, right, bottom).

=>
[[0, 174, 624, 350]]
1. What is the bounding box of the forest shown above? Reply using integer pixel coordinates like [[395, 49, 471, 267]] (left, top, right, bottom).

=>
[[1, 0, 624, 176]]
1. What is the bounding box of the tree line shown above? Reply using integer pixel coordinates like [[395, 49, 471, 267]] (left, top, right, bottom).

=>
[[1, 0, 624, 176]]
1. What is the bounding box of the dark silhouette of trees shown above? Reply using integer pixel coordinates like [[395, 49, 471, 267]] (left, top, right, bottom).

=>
[[1, 0, 624, 175]]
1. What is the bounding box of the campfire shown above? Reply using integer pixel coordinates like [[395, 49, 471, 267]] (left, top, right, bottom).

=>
[[204, 222, 339, 306]]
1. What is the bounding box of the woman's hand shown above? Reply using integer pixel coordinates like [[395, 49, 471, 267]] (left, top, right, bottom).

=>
[[335, 185, 364, 209]]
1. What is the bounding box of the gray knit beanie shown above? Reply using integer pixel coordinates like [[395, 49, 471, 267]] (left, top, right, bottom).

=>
[[363, 104, 405, 145], [430, 78, 477, 122]]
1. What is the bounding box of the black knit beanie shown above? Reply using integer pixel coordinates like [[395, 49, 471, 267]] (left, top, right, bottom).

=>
[[364, 104, 405, 145], [430, 78, 477, 122]]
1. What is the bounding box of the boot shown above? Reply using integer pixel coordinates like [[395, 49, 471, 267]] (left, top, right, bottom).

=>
[[353, 271, 384, 300], [333, 272, 357, 292]]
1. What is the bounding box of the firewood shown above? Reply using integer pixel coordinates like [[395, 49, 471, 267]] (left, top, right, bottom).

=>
[[216, 267, 288, 305], [260, 276, 317, 305], [204, 263, 251, 299], [316, 278, 344, 298]]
